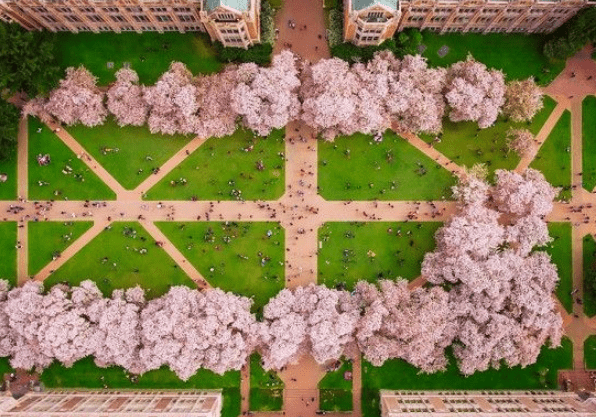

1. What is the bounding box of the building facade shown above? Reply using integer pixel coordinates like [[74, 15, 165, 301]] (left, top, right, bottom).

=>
[[344, 0, 596, 46], [381, 390, 596, 416], [0, 0, 260, 48], [0, 389, 222, 416]]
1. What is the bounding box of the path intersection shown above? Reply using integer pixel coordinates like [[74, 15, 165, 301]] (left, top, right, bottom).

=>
[[2, 0, 596, 414]]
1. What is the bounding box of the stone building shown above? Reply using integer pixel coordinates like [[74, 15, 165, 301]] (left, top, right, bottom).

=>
[[0, 0, 260, 48], [0, 389, 222, 416], [344, 0, 596, 46], [380, 390, 596, 416]]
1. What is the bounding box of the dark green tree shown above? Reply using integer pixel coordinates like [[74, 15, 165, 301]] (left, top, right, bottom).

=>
[[0, 23, 60, 97], [0, 98, 19, 160], [543, 7, 596, 61]]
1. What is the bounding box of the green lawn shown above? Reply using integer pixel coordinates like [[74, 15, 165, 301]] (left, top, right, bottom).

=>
[[582, 96, 596, 192], [542, 223, 573, 313], [422, 96, 557, 176], [28, 221, 93, 276], [0, 358, 13, 379], [318, 222, 442, 290], [67, 118, 192, 190], [583, 234, 596, 318], [420, 32, 565, 85], [28, 118, 116, 201], [585, 336, 596, 369], [0, 139, 17, 201], [145, 128, 285, 201], [40, 357, 240, 417], [156, 222, 284, 313], [0, 222, 17, 286], [44, 222, 196, 298], [318, 131, 456, 201], [362, 338, 573, 417], [319, 358, 353, 412], [55, 32, 222, 85], [249, 354, 283, 411], [530, 110, 572, 201]]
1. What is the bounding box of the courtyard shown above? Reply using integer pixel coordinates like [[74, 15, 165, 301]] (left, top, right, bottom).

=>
[[0, 2, 596, 417]]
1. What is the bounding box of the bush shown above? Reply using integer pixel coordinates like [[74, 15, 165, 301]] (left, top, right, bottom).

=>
[[0, 23, 61, 96], [215, 42, 273, 66], [0, 98, 19, 160], [330, 29, 422, 63], [261, 0, 276, 45], [328, 9, 344, 47], [543, 7, 596, 61]]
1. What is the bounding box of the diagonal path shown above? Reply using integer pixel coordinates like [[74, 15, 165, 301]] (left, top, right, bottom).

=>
[[33, 221, 107, 281], [133, 135, 210, 197], [398, 130, 467, 178], [42, 119, 127, 196], [138, 221, 211, 290], [515, 100, 568, 173]]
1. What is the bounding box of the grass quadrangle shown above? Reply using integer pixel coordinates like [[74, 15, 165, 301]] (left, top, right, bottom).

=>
[[318, 131, 456, 201], [0, 222, 17, 286], [67, 118, 192, 190], [156, 221, 285, 313], [530, 110, 572, 201], [56, 32, 222, 85], [542, 223, 573, 313], [28, 118, 116, 201], [582, 95, 596, 192], [144, 129, 285, 201], [319, 358, 353, 412], [44, 222, 196, 298], [28, 221, 93, 276], [249, 354, 283, 411], [318, 222, 442, 290], [421, 96, 557, 175]]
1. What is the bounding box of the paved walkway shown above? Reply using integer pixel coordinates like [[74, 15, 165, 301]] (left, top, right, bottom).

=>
[[4, 23, 596, 417]]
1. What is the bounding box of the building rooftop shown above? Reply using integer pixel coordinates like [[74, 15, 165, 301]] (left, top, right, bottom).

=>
[[205, 0, 250, 12], [352, 0, 398, 11]]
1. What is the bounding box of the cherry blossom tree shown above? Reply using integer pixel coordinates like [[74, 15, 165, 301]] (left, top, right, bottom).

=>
[[143, 62, 198, 135], [107, 68, 149, 126], [260, 284, 359, 370], [44, 66, 107, 127], [354, 279, 456, 372], [493, 168, 560, 218], [138, 286, 262, 380], [231, 50, 301, 136], [193, 67, 239, 138], [422, 172, 563, 375], [503, 78, 544, 123], [383, 53, 447, 134], [506, 128, 535, 157], [444, 58, 505, 128], [85, 286, 144, 373]]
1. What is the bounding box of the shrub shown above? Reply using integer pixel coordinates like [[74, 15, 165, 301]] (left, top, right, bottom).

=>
[[215, 42, 273, 66], [327, 9, 344, 47], [261, 0, 276, 45], [543, 7, 596, 61]]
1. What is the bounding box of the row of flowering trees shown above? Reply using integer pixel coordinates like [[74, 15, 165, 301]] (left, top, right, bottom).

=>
[[23, 51, 544, 141], [0, 168, 562, 379]]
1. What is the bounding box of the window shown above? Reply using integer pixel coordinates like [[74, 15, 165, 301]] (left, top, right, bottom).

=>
[[42, 15, 57, 22], [150, 7, 167, 12], [217, 13, 236, 20], [126, 7, 143, 13], [367, 11, 383, 19], [110, 15, 126, 22], [88, 15, 104, 22], [156, 15, 172, 22], [64, 15, 81, 22], [173, 7, 191, 12], [103, 7, 119, 13], [178, 15, 196, 22], [80, 7, 95, 13], [56, 7, 72, 13], [133, 15, 150, 22]]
